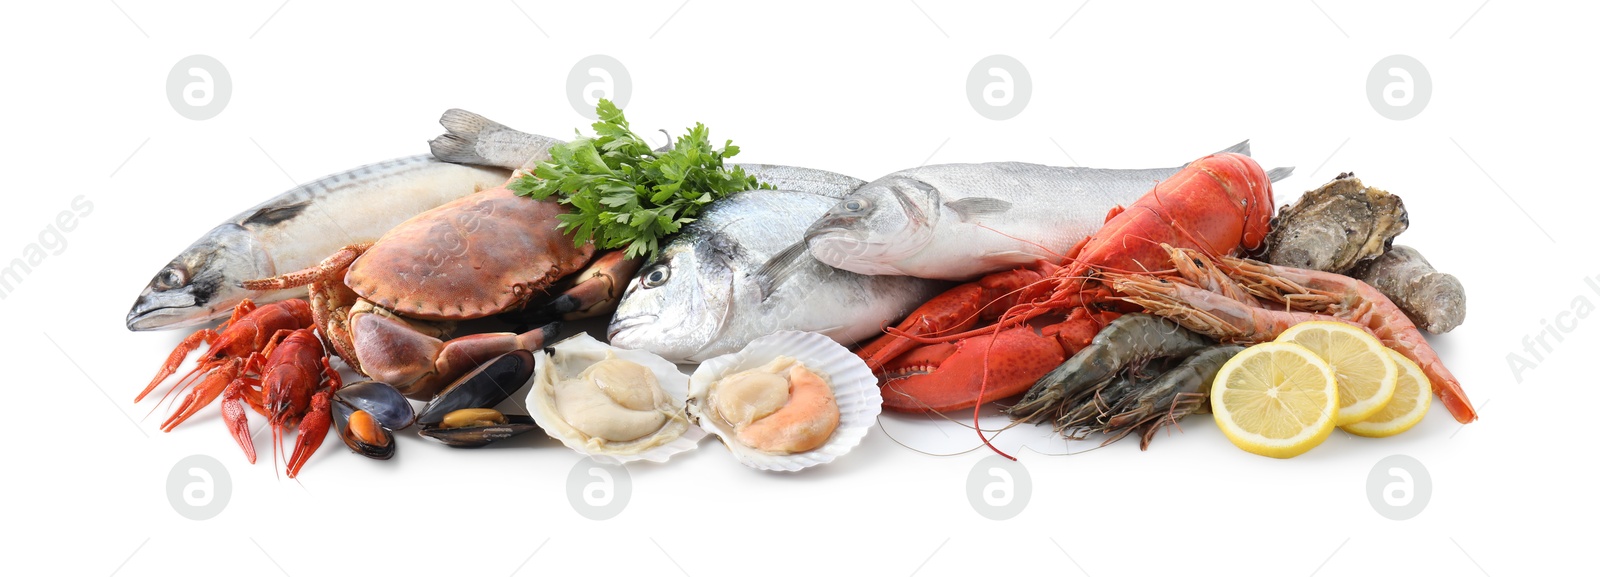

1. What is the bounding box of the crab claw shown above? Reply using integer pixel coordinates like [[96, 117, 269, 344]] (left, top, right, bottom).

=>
[[352, 312, 560, 400], [506, 250, 643, 325]]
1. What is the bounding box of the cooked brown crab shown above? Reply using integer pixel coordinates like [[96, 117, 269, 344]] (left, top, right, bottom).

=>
[[244, 183, 632, 399]]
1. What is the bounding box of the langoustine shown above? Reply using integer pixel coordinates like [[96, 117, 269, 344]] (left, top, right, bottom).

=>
[[1109, 245, 1477, 424]]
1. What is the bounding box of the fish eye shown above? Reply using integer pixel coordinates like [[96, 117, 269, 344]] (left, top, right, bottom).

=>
[[155, 267, 186, 290], [844, 198, 868, 212], [640, 264, 671, 289]]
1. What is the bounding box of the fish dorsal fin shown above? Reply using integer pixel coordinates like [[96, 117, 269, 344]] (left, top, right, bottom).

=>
[[243, 200, 310, 227], [1218, 140, 1251, 156], [752, 241, 812, 301], [944, 197, 1013, 223], [1213, 140, 1292, 182]]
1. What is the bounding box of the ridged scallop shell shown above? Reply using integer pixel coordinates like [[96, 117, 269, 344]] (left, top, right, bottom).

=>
[[529, 333, 704, 464], [688, 330, 881, 472]]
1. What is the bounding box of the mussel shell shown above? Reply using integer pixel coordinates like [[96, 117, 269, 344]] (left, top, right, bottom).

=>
[[416, 350, 536, 426], [418, 415, 538, 448], [333, 407, 397, 460], [334, 381, 416, 431]]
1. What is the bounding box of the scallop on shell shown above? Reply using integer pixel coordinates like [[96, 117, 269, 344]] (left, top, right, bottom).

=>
[[528, 333, 704, 464], [688, 331, 881, 472]]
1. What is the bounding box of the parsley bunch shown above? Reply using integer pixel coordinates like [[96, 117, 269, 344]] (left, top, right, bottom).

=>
[[509, 100, 770, 260]]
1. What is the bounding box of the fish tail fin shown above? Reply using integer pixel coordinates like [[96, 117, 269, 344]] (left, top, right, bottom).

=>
[[429, 109, 506, 166], [430, 109, 562, 171], [1218, 140, 1251, 156]]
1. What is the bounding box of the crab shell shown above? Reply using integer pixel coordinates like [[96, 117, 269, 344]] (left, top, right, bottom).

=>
[[346, 187, 595, 321]]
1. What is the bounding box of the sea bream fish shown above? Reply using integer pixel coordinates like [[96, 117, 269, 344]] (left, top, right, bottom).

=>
[[804, 141, 1292, 281], [605, 171, 949, 363], [126, 111, 563, 331]]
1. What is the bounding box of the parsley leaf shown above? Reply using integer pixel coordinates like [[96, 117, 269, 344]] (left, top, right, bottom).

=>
[[511, 99, 771, 260]]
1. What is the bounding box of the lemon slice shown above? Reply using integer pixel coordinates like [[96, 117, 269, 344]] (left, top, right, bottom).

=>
[[1211, 342, 1339, 459], [1342, 349, 1431, 437], [1275, 321, 1397, 426]]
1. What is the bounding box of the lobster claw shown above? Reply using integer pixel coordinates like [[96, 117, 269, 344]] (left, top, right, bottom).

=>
[[858, 268, 1047, 374], [879, 326, 1065, 413], [876, 308, 1116, 413]]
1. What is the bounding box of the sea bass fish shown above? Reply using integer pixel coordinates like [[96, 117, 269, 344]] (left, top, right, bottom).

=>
[[803, 141, 1291, 281], [127, 111, 564, 331], [605, 171, 948, 363]]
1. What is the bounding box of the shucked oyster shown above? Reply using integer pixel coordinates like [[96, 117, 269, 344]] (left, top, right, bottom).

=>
[[1260, 173, 1408, 273], [529, 334, 703, 463]]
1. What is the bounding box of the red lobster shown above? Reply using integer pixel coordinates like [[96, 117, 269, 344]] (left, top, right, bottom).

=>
[[860, 152, 1276, 426]]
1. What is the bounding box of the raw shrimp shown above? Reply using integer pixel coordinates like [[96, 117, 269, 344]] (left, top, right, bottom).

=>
[[1055, 356, 1180, 433], [1106, 344, 1243, 449], [1009, 314, 1212, 423]]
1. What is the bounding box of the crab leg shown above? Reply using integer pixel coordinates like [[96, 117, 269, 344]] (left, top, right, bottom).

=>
[[241, 243, 372, 291]]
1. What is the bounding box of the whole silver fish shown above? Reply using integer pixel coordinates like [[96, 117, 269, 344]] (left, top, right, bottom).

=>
[[127, 110, 563, 331], [804, 141, 1291, 281], [605, 172, 949, 363], [428, 116, 948, 362]]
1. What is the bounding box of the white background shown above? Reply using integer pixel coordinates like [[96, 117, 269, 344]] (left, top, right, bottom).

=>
[[2, 1, 1595, 575]]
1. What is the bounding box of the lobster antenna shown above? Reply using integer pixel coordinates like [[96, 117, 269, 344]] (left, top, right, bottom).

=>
[[880, 385, 1021, 434], [973, 325, 1018, 461], [875, 415, 986, 457]]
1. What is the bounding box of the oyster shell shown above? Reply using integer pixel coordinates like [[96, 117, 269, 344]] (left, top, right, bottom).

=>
[[1261, 173, 1408, 273]]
